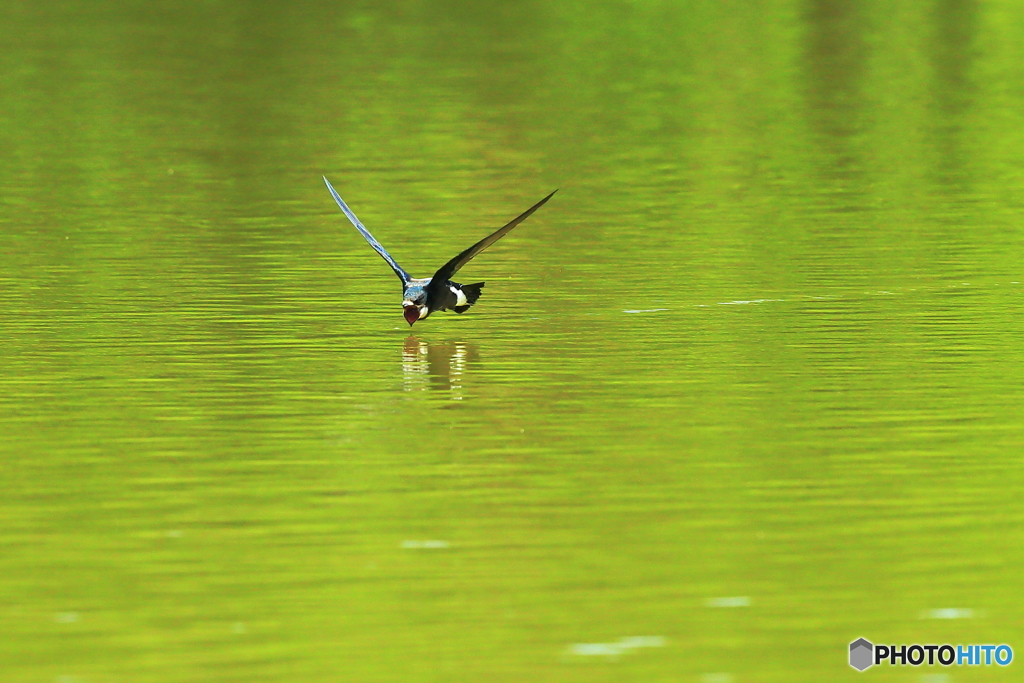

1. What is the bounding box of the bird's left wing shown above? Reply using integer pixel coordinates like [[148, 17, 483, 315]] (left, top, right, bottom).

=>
[[426, 189, 557, 298], [323, 176, 411, 285]]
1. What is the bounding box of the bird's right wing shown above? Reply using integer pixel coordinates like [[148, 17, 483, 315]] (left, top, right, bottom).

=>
[[323, 176, 411, 285], [426, 190, 557, 300]]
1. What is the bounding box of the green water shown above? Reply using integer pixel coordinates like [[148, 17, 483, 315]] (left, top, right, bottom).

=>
[[3, 1, 1024, 681]]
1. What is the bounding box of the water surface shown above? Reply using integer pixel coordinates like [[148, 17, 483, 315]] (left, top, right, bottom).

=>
[[2, 1, 1024, 681]]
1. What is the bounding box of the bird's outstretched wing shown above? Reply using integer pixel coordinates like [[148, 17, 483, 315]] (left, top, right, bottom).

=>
[[323, 176, 411, 285], [426, 190, 557, 298]]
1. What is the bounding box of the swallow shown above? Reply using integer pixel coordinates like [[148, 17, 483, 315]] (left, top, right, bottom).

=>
[[323, 176, 556, 326]]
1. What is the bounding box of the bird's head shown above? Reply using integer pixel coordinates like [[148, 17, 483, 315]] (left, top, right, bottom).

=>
[[402, 298, 428, 326]]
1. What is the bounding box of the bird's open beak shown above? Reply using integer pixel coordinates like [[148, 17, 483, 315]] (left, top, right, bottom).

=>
[[403, 306, 420, 326]]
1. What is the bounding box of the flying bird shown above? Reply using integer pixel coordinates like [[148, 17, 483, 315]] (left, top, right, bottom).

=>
[[323, 176, 556, 326]]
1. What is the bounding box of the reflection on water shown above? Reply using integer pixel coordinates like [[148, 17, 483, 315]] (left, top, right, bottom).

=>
[[401, 337, 477, 398], [400, 539, 450, 549], [568, 636, 666, 657], [922, 608, 976, 620], [706, 596, 751, 608]]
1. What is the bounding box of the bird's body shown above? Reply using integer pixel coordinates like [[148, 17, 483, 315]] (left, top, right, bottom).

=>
[[402, 278, 483, 317], [323, 176, 555, 325]]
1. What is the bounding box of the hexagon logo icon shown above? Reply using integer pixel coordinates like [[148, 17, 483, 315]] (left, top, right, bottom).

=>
[[850, 638, 874, 671]]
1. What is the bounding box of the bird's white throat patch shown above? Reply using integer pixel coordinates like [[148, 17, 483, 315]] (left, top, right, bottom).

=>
[[451, 285, 468, 307]]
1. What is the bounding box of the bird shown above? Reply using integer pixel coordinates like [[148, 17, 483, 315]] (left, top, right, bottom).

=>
[[323, 176, 556, 326]]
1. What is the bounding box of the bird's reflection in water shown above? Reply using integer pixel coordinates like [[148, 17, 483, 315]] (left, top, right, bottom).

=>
[[402, 337, 478, 398]]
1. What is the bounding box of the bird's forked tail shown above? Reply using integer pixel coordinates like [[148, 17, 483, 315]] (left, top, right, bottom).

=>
[[453, 282, 484, 313]]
